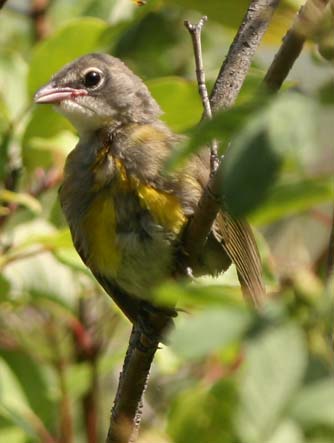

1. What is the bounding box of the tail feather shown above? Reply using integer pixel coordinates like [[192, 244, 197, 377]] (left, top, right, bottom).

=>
[[215, 211, 266, 308]]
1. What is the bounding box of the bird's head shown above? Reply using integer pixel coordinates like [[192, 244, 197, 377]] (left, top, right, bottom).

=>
[[34, 53, 162, 134]]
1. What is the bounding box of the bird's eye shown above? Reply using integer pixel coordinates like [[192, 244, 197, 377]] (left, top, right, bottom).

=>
[[83, 69, 103, 88]]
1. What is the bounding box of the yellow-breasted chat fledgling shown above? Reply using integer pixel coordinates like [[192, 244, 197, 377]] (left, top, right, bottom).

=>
[[34, 53, 265, 335]]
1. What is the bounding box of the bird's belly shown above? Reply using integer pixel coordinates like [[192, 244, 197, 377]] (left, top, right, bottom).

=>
[[80, 187, 184, 299]]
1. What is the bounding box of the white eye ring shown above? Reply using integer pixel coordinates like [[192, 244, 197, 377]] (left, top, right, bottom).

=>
[[82, 67, 104, 89]]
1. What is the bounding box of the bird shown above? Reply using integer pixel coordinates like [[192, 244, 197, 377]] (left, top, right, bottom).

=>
[[34, 53, 266, 340]]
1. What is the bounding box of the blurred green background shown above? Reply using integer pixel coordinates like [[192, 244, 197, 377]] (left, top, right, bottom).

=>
[[0, 1, 334, 442]]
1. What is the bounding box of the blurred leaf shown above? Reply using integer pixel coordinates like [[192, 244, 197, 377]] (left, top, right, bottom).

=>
[[28, 18, 110, 96], [66, 363, 92, 398], [0, 405, 38, 441], [148, 77, 202, 132], [18, 227, 73, 250], [0, 50, 28, 118], [2, 220, 79, 307], [13, 228, 88, 273], [236, 324, 307, 443], [22, 106, 76, 171], [155, 279, 242, 307], [0, 426, 25, 443], [266, 420, 304, 443], [0, 350, 55, 428], [222, 93, 319, 216], [167, 99, 265, 169], [289, 379, 334, 428], [250, 176, 334, 225], [113, 10, 187, 78], [0, 275, 10, 300], [0, 190, 41, 214], [170, 307, 250, 360], [167, 0, 299, 43], [168, 379, 238, 443], [0, 360, 38, 439]]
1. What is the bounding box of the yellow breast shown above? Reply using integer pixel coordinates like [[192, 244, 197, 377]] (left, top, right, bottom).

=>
[[82, 155, 187, 278]]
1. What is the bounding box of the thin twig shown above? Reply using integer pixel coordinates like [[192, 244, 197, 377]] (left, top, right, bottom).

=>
[[183, 0, 280, 301], [184, 16, 219, 174], [264, 0, 330, 91]]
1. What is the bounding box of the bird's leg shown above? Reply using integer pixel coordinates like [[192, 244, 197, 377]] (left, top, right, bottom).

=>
[[135, 301, 176, 350]]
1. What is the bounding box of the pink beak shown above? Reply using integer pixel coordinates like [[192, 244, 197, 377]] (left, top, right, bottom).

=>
[[34, 84, 88, 104]]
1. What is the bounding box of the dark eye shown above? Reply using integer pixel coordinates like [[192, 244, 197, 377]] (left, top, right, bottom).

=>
[[83, 70, 102, 88]]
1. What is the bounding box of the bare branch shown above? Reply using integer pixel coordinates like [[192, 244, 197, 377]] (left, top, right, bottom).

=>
[[264, 0, 330, 91], [106, 326, 161, 443], [184, 16, 219, 174], [210, 0, 280, 111]]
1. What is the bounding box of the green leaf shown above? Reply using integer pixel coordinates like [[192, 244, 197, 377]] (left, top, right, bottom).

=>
[[0, 350, 56, 428], [0, 275, 10, 300], [0, 426, 25, 443], [28, 18, 110, 96], [22, 104, 76, 171], [223, 122, 282, 216], [265, 421, 304, 443], [0, 50, 27, 118], [168, 379, 238, 443], [166, 100, 264, 169], [148, 77, 202, 132], [154, 278, 242, 308], [2, 220, 80, 307], [250, 176, 334, 225], [170, 307, 250, 360], [222, 93, 319, 217], [236, 324, 307, 443], [0, 190, 42, 214], [289, 379, 334, 428], [0, 360, 39, 439]]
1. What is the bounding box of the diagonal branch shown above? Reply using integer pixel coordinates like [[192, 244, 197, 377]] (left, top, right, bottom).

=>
[[210, 0, 281, 111], [264, 0, 330, 91], [106, 321, 168, 443]]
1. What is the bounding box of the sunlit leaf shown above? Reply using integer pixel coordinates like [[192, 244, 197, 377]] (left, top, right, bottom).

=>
[[0, 190, 41, 214], [154, 279, 242, 307], [170, 307, 250, 360], [236, 324, 307, 443], [265, 420, 304, 443], [168, 380, 238, 443], [222, 93, 320, 216], [0, 350, 56, 428], [289, 379, 334, 427], [0, 50, 28, 118], [148, 77, 202, 132], [250, 175, 334, 225], [166, 100, 265, 169]]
